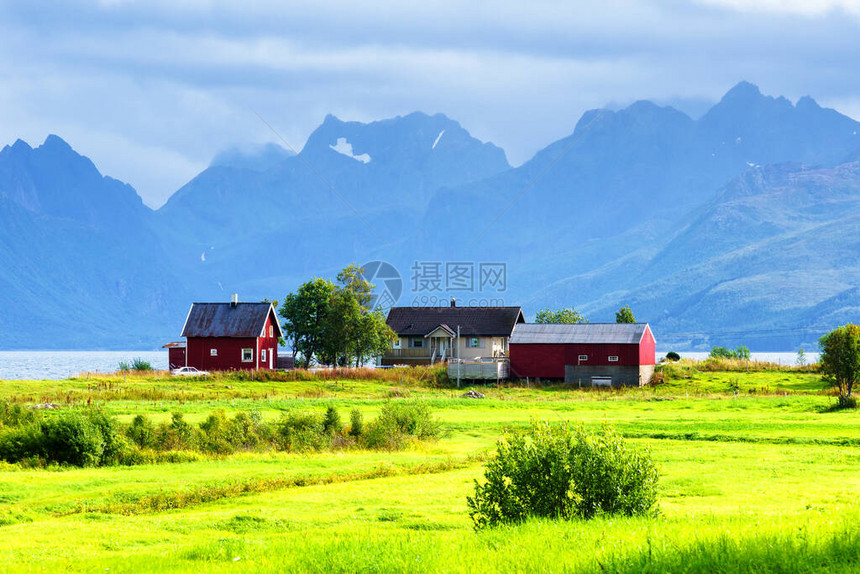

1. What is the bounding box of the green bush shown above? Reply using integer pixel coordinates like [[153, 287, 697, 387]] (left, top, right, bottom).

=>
[[0, 425, 43, 463], [363, 401, 440, 450], [131, 358, 153, 371], [199, 409, 233, 454], [84, 409, 124, 463], [228, 410, 270, 449], [0, 400, 39, 429], [710, 346, 750, 360], [127, 415, 156, 448], [39, 412, 106, 467], [349, 408, 363, 437], [467, 421, 659, 530], [155, 413, 198, 451], [665, 351, 681, 362], [323, 406, 343, 436], [277, 411, 326, 452]]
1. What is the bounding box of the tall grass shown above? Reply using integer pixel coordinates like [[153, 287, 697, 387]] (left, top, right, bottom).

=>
[[665, 357, 819, 373]]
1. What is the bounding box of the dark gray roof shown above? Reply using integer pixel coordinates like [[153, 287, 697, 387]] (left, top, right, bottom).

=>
[[509, 323, 651, 345], [386, 306, 525, 337], [181, 303, 282, 338]]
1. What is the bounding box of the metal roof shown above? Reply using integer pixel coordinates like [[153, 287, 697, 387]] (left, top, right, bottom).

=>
[[509, 323, 650, 345], [181, 302, 282, 338], [386, 306, 525, 337]]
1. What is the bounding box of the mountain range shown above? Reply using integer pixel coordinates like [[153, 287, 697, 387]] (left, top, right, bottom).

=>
[[1, 81, 859, 351]]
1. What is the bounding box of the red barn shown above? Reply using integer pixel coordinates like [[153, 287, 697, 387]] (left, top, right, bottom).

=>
[[180, 297, 283, 372], [509, 323, 655, 386]]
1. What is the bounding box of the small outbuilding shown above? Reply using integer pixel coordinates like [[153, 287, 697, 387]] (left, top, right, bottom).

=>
[[509, 323, 656, 386], [180, 295, 283, 372], [162, 341, 186, 370]]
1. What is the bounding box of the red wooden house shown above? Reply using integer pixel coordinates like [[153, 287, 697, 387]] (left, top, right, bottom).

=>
[[509, 323, 655, 386], [180, 297, 283, 371]]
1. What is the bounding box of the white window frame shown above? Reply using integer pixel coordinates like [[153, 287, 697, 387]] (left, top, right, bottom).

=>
[[210, 349, 218, 357], [578, 354, 588, 361], [269, 325, 274, 337], [242, 348, 254, 362], [608, 355, 619, 362], [392, 337, 401, 349], [261, 349, 267, 362]]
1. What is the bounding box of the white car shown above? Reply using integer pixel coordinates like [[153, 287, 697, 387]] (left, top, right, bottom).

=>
[[171, 366, 210, 376]]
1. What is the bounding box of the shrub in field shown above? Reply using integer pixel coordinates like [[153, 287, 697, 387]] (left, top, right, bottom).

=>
[[277, 410, 326, 452], [665, 351, 681, 362], [197, 409, 271, 453], [0, 425, 43, 463], [0, 400, 38, 429], [363, 401, 440, 450], [228, 410, 270, 450], [156, 413, 199, 451], [39, 412, 106, 467], [199, 409, 233, 454], [84, 409, 125, 463], [131, 358, 153, 371], [117, 361, 131, 372], [323, 406, 343, 436], [467, 420, 658, 530], [349, 408, 363, 437], [710, 346, 750, 360], [126, 415, 156, 448]]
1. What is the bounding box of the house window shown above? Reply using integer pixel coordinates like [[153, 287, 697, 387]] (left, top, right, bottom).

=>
[[210, 349, 218, 357], [578, 354, 588, 361], [608, 355, 619, 362], [269, 325, 274, 337], [412, 338, 424, 348], [261, 349, 267, 362], [467, 337, 480, 348], [392, 338, 401, 349], [242, 348, 253, 362]]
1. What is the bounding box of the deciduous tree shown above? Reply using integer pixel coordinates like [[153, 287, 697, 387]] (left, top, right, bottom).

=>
[[819, 324, 860, 408], [615, 305, 635, 323], [535, 307, 588, 324]]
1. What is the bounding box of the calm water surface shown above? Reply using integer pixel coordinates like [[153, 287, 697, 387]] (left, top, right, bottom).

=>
[[0, 350, 816, 380], [0, 351, 168, 380]]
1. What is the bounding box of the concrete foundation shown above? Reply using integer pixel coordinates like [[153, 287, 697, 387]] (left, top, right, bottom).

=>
[[564, 364, 654, 387]]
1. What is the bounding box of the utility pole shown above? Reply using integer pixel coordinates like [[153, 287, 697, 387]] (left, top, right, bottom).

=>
[[455, 325, 461, 388]]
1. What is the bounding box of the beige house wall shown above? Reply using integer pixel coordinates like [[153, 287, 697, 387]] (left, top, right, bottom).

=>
[[384, 334, 509, 363]]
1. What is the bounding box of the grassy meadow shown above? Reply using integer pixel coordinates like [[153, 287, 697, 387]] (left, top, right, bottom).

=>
[[1, 361, 860, 572]]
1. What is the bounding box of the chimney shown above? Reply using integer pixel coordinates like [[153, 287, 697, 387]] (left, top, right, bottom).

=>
[[450, 297, 456, 308], [231, 293, 238, 308]]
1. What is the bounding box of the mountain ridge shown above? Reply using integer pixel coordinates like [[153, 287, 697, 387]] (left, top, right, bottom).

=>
[[3, 82, 860, 350]]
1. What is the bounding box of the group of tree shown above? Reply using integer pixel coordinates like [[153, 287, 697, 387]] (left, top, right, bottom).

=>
[[535, 305, 636, 324], [709, 345, 750, 360], [278, 265, 395, 368]]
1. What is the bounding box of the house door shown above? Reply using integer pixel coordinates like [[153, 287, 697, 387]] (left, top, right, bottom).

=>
[[269, 349, 273, 369]]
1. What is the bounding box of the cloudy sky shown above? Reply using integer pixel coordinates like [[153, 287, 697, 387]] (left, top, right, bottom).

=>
[[1, 0, 859, 207]]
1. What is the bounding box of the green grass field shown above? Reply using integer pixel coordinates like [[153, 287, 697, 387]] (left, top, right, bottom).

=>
[[2, 365, 859, 572]]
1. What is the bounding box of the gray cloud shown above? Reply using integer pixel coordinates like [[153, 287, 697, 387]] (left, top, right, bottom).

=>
[[0, 0, 858, 207]]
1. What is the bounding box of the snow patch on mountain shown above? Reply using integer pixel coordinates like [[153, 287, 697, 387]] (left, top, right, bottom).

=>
[[329, 138, 371, 164], [432, 130, 445, 149]]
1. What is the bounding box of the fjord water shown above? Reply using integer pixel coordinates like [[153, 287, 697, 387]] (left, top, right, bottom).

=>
[[0, 351, 815, 380], [0, 351, 167, 380]]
